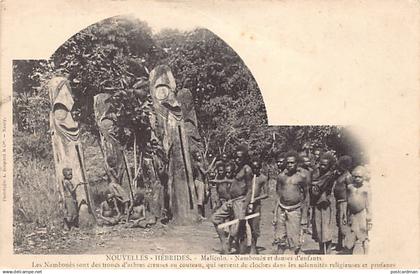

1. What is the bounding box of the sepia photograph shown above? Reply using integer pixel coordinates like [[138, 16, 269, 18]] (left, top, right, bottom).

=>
[[12, 15, 371, 256]]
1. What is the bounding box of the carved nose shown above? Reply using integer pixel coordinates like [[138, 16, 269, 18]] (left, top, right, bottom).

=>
[[63, 111, 78, 129], [166, 92, 181, 108]]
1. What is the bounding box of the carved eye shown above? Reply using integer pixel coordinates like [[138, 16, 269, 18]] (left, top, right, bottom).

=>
[[53, 104, 68, 120], [155, 86, 170, 100]]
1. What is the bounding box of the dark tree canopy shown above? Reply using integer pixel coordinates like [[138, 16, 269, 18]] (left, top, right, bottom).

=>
[[13, 16, 366, 165]]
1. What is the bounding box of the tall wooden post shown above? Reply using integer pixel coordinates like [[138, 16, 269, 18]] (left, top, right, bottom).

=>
[[48, 77, 95, 227], [149, 65, 198, 225]]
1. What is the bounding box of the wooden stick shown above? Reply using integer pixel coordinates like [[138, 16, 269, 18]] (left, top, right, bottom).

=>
[[133, 135, 137, 184], [217, 213, 260, 229], [97, 133, 111, 176], [122, 150, 134, 201], [136, 151, 143, 188], [75, 144, 97, 222], [251, 174, 256, 203]]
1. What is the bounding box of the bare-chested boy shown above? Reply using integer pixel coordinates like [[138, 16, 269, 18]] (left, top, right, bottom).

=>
[[276, 153, 287, 174], [98, 191, 121, 226], [298, 152, 313, 233], [214, 163, 231, 208], [273, 151, 309, 254], [192, 151, 216, 218], [62, 167, 87, 230], [214, 163, 236, 208], [225, 163, 235, 180], [207, 169, 218, 209], [248, 160, 269, 254], [208, 163, 225, 209], [299, 153, 313, 173], [210, 146, 253, 254], [126, 192, 157, 228], [346, 166, 371, 254], [333, 155, 353, 251], [310, 152, 339, 254]]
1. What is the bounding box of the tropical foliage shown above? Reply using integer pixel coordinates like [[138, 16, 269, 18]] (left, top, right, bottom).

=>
[[13, 16, 362, 163]]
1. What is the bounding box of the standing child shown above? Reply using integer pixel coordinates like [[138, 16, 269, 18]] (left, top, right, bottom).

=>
[[333, 155, 353, 251], [346, 166, 372, 254], [248, 160, 269, 254], [310, 153, 338, 254], [192, 151, 216, 218], [62, 167, 86, 230]]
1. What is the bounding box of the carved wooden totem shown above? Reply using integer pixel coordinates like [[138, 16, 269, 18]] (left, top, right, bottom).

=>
[[177, 88, 203, 155], [93, 93, 125, 182], [48, 77, 94, 226], [149, 65, 198, 224]]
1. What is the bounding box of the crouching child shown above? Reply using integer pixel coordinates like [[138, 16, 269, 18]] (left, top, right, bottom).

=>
[[98, 190, 121, 226]]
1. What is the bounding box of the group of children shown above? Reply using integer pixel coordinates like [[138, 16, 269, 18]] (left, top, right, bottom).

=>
[[61, 144, 371, 255], [191, 146, 371, 255], [62, 156, 156, 231], [274, 148, 372, 255]]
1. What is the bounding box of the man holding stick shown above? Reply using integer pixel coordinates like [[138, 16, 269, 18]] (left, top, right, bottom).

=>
[[210, 145, 254, 254]]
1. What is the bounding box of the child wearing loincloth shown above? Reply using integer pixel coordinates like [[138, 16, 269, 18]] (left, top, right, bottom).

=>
[[345, 166, 372, 254], [192, 151, 216, 218], [62, 167, 87, 230]]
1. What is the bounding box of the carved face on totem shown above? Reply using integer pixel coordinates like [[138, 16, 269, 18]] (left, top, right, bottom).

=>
[[50, 79, 79, 142], [149, 65, 183, 119], [94, 93, 118, 142]]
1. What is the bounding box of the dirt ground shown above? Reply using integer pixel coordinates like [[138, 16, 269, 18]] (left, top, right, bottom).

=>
[[16, 193, 349, 255]]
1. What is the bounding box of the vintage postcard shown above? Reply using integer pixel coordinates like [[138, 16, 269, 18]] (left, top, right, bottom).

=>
[[0, 0, 419, 271]]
